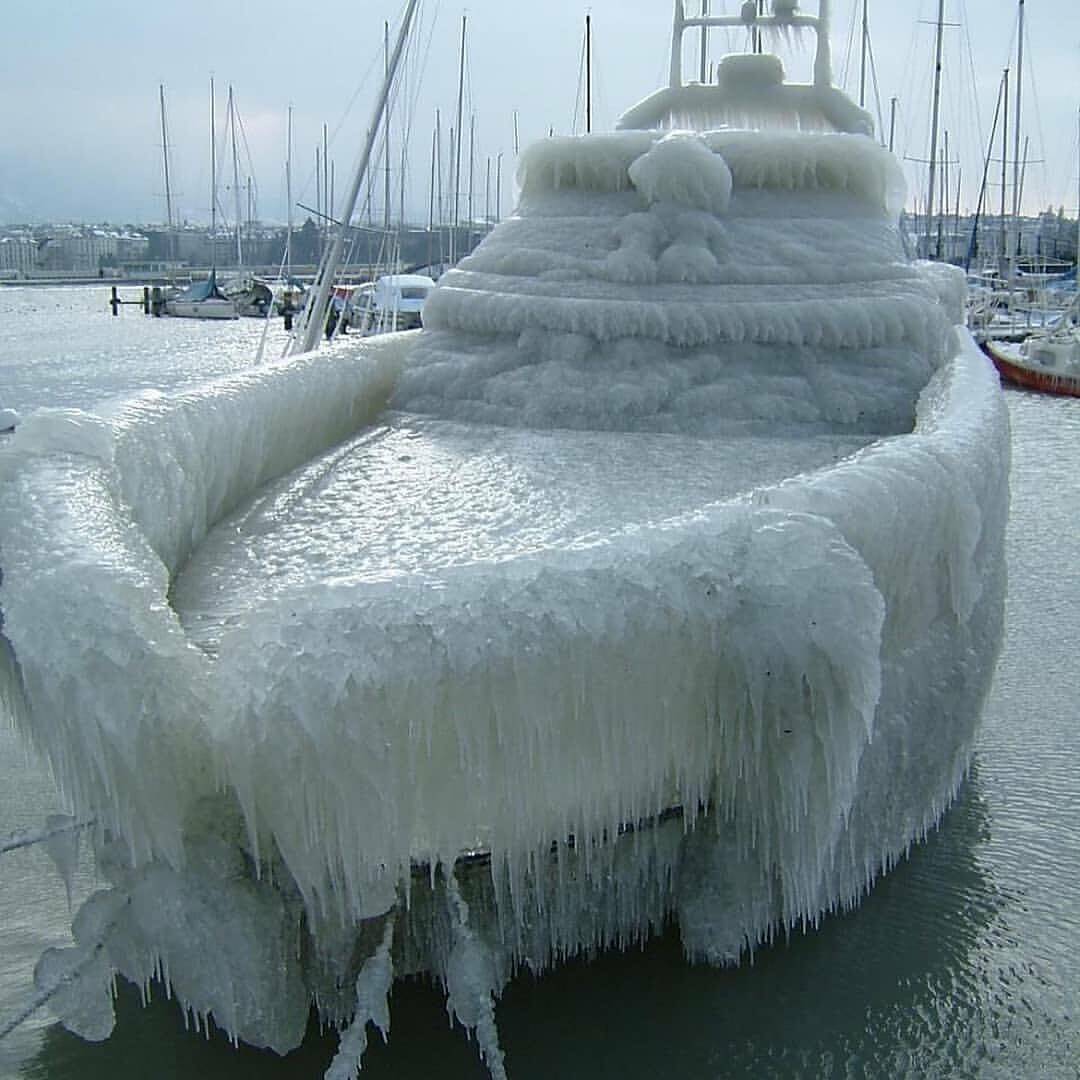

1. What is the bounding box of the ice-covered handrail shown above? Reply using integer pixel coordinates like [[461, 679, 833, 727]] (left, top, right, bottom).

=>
[[670, 0, 832, 88]]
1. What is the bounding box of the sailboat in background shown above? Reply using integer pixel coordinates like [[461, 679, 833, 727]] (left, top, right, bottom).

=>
[[166, 78, 239, 320], [979, 5, 1080, 394], [984, 110, 1080, 396]]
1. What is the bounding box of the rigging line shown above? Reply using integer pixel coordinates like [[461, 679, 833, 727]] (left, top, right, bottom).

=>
[[573, 18, 588, 135], [232, 99, 259, 208], [390, 3, 436, 227], [294, 42, 385, 205], [0, 899, 128, 1043], [864, 32, 886, 147], [395, 4, 438, 227], [590, 25, 609, 129], [1018, 19, 1050, 212], [957, 0, 986, 167], [1, 819, 93, 856], [838, 0, 858, 93]]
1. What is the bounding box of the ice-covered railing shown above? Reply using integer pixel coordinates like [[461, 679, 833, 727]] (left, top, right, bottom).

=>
[[518, 130, 903, 210], [0, 336, 410, 864], [667, 0, 834, 91], [3, 335, 408, 577], [619, 2, 872, 136]]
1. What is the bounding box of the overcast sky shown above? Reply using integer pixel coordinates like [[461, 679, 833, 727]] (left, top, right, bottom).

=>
[[1, 0, 1076, 226]]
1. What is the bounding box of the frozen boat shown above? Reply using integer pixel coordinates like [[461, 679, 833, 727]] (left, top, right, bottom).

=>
[[0, 2, 1008, 1074], [163, 269, 239, 320]]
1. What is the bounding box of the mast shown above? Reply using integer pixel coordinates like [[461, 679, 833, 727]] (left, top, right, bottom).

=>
[[468, 113, 476, 247], [286, 105, 293, 281], [966, 69, 1005, 271], [229, 86, 243, 267], [159, 85, 174, 231], [888, 96, 897, 153], [924, 0, 945, 258], [436, 108, 444, 256], [384, 21, 392, 232], [485, 155, 491, 231], [699, 0, 708, 84], [1011, 0, 1025, 230], [452, 14, 467, 266], [859, 0, 869, 109], [290, 0, 421, 355], [1001, 68, 1009, 266], [210, 77, 217, 267], [496, 151, 503, 224], [586, 14, 592, 133]]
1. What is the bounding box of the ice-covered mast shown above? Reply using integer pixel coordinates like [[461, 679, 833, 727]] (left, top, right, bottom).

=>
[[668, 0, 833, 89], [289, 0, 421, 356]]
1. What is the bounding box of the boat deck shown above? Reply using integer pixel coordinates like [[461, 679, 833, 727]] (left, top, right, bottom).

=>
[[171, 416, 874, 654]]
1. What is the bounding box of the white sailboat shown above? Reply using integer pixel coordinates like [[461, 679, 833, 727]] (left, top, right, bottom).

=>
[[167, 78, 238, 320], [164, 267, 239, 320]]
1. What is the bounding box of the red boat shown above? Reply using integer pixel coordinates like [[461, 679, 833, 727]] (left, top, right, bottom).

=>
[[982, 296, 1080, 398]]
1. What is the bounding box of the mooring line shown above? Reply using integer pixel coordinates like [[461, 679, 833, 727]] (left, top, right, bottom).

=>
[[0, 819, 93, 856]]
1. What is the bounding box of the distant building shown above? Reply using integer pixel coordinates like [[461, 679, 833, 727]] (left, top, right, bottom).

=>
[[0, 233, 37, 276], [32, 227, 148, 273]]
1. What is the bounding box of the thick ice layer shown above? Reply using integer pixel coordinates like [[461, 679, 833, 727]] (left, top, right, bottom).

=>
[[0, 123, 1007, 1068], [408, 131, 958, 437], [617, 55, 876, 136], [172, 421, 872, 652]]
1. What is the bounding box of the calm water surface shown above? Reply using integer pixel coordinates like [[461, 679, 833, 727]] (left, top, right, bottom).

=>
[[0, 287, 1077, 1078]]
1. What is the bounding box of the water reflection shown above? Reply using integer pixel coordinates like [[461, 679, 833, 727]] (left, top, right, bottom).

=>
[[28, 766, 1060, 1080]]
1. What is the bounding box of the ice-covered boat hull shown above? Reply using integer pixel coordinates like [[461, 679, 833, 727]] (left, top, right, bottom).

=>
[[0, 323, 1007, 1050], [0, 23, 1009, 1065]]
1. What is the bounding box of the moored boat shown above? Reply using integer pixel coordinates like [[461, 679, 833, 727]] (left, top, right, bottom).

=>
[[0, 2, 1009, 1074], [983, 294, 1080, 396], [163, 269, 238, 320]]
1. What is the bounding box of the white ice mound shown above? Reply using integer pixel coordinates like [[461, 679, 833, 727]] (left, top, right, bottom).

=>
[[406, 129, 952, 436], [627, 132, 733, 214]]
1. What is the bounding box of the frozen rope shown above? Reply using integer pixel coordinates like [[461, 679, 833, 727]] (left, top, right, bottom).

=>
[[0, 894, 127, 1043], [0, 818, 93, 856], [0, 942, 105, 1042]]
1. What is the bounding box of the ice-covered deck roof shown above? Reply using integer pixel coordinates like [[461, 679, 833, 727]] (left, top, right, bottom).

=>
[[618, 53, 874, 136]]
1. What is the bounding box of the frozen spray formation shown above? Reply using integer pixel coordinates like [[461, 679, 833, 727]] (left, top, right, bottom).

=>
[[0, 56, 1007, 1079]]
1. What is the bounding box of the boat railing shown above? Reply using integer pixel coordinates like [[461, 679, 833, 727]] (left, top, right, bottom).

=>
[[668, 0, 832, 90]]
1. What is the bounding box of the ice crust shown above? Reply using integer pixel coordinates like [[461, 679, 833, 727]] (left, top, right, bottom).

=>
[[0, 124, 1008, 1072]]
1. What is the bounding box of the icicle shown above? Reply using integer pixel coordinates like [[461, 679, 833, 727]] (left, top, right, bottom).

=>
[[324, 913, 396, 1080], [42, 813, 82, 910], [443, 867, 509, 1080]]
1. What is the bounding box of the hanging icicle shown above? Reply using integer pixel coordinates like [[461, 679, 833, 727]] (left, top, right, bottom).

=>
[[324, 913, 397, 1080]]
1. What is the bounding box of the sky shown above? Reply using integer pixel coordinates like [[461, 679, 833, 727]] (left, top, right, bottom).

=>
[[0, 0, 1076, 227]]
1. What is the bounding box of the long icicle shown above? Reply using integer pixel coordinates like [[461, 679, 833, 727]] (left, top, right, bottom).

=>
[[444, 867, 508, 1080], [324, 912, 397, 1080]]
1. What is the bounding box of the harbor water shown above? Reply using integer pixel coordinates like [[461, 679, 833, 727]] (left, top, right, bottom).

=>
[[0, 286, 1077, 1078]]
